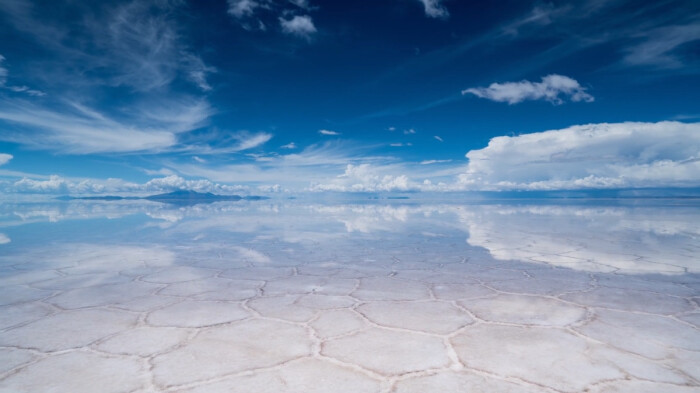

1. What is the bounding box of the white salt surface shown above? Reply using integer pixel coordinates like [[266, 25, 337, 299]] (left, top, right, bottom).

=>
[[0, 201, 698, 392]]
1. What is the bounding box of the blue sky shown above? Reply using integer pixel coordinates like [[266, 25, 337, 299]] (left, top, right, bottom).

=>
[[0, 0, 699, 195]]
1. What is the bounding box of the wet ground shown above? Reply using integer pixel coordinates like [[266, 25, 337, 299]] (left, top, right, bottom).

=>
[[0, 199, 698, 392]]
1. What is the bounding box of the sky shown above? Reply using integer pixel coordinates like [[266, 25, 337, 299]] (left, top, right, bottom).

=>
[[0, 0, 699, 195]]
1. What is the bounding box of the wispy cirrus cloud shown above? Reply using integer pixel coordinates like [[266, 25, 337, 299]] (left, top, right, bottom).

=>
[[0, 0, 219, 155], [319, 129, 340, 136], [176, 130, 273, 155], [623, 22, 700, 69], [0, 54, 45, 96], [462, 74, 594, 105], [0, 98, 212, 154]]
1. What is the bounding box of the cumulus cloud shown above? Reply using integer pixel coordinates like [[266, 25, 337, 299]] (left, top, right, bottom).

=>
[[319, 129, 340, 136], [279, 15, 316, 38], [0, 233, 10, 244], [309, 164, 413, 192], [418, 0, 449, 19], [7, 174, 254, 196], [458, 121, 700, 190], [462, 74, 594, 105], [0, 153, 12, 166]]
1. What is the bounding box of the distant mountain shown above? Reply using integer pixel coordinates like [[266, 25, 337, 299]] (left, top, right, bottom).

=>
[[58, 190, 269, 206]]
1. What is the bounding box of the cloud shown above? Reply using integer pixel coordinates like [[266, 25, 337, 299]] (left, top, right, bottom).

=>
[[227, 0, 265, 18], [418, 0, 449, 19], [462, 74, 594, 105], [281, 142, 297, 149], [403, 128, 416, 134], [0, 54, 6, 85], [623, 22, 700, 69], [0, 54, 45, 96], [458, 121, 700, 190], [390, 143, 412, 147], [319, 129, 340, 136], [181, 53, 217, 92], [233, 132, 273, 151], [434, 135, 443, 142], [309, 164, 412, 192], [0, 233, 10, 244], [0, 1, 218, 155], [6, 174, 253, 195], [0, 98, 212, 154], [279, 15, 316, 38], [0, 153, 12, 166], [421, 159, 451, 165]]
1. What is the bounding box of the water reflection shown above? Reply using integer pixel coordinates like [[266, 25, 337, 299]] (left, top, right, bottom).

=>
[[2, 199, 698, 275], [1, 199, 698, 392]]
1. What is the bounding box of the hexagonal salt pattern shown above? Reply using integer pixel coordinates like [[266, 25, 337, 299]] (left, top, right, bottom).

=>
[[152, 319, 313, 387], [0, 352, 145, 393], [1, 202, 698, 392], [322, 327, 450, 375]]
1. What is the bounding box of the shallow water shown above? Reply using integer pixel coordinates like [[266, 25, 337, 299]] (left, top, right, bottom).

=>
[[0, 199, 699, 392]]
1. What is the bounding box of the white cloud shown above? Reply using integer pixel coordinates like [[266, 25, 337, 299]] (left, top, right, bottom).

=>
[[418, 0, 449, 19], [624, 23, 700, 69], [404, 128, 416, 134], [281, 142, 297, 149], [434, 135, 443, 142], [0, 54, 45, 96], [458, 121, 700, 190], [421, 159, 452, 165], [0, 233, 10, 244], [319, 129, 340, 136], [279, 15, 316, 38], [0, 98, 211, 154], [462, 74, 594, 105], [227, 0, 265, 18], [181, 53, 216, 92], [309, 164, 413, 192], [390, 143, 412, 147], [6, 174, 253, 196], [0, 54, 6, 85], [0, 153, 12, 166], [233, 132, 273, 151]]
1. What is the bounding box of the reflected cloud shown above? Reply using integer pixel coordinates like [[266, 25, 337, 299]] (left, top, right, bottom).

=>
[[2, 199, 699, 275], [459, 205, 700, 274]]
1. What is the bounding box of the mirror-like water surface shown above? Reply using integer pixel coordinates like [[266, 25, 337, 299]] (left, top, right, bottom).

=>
[[1, 199, 698, 392]]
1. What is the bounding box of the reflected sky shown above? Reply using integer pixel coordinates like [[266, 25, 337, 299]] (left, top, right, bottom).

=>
[[2, 198, 699, 392], [2, 198, 698, 276]]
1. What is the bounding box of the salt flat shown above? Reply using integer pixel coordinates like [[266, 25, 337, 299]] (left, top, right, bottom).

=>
[[0, 200, 698, 392]]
